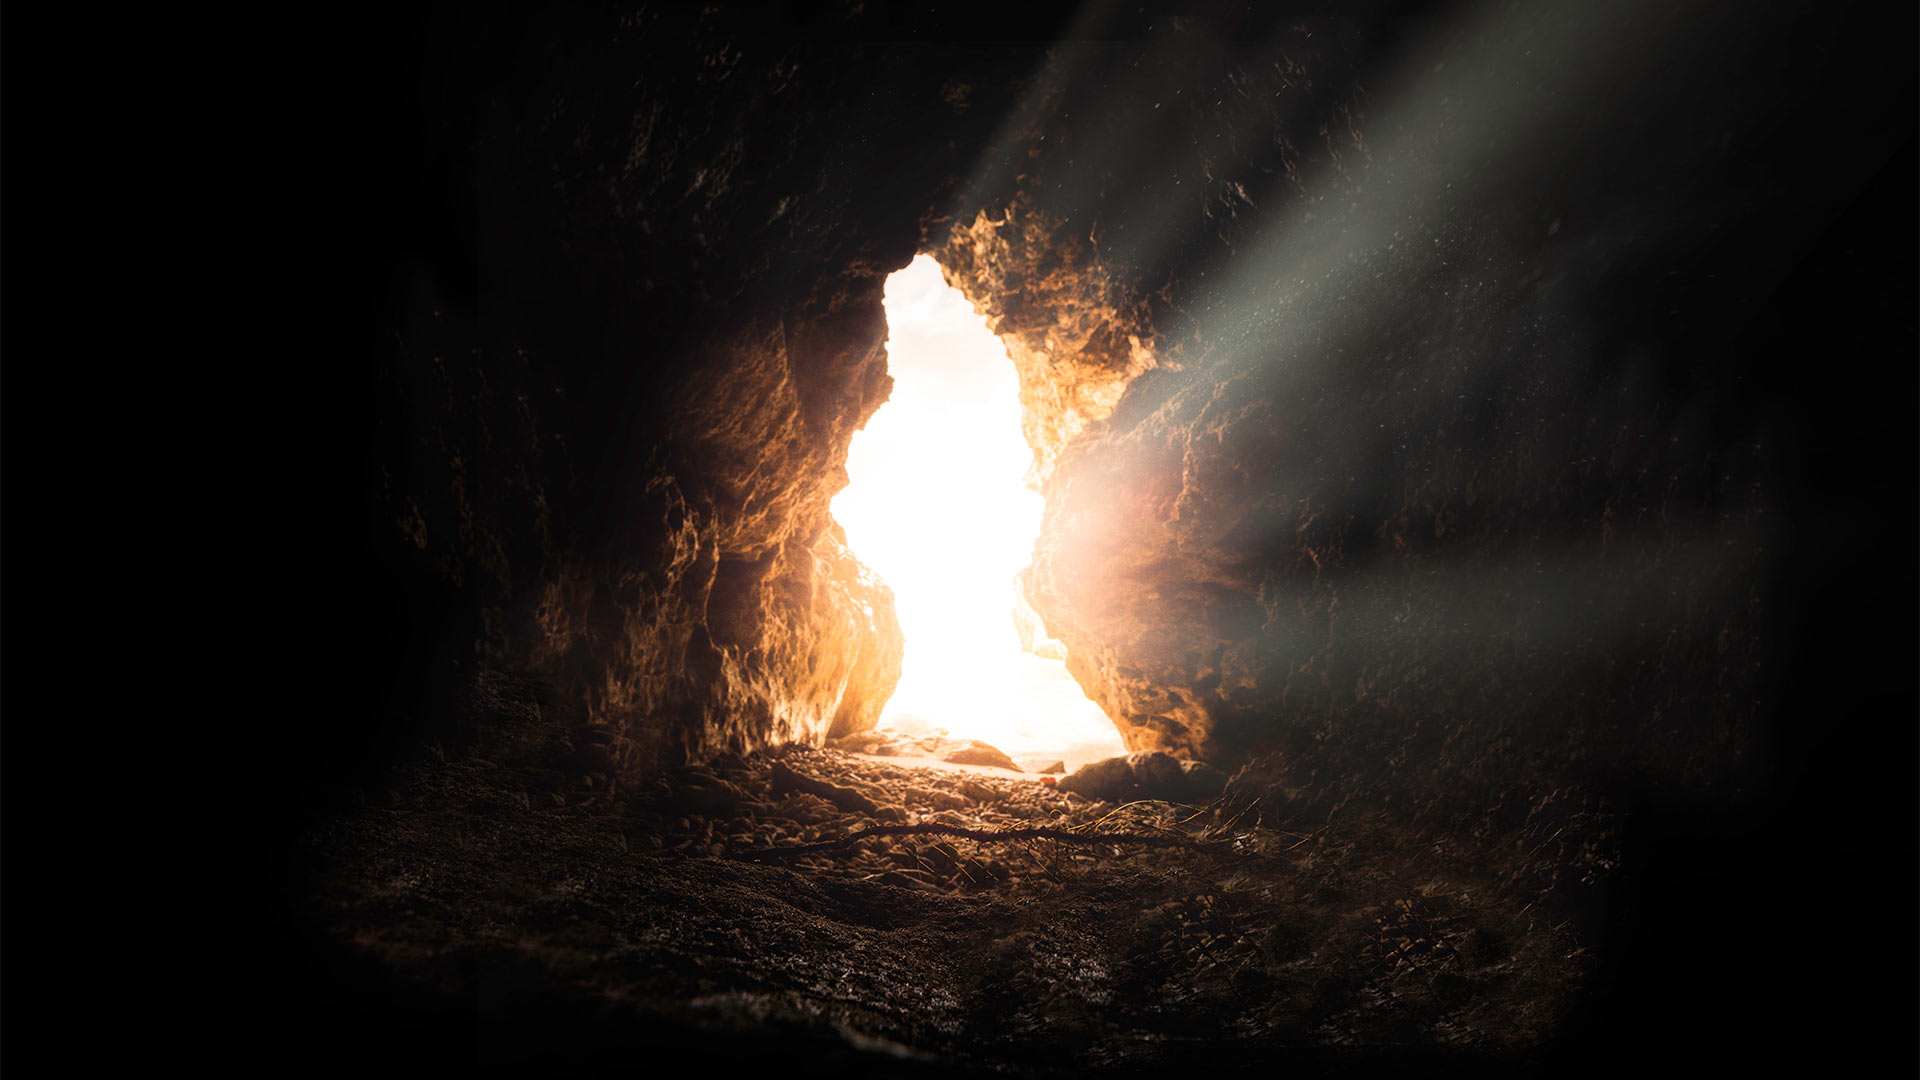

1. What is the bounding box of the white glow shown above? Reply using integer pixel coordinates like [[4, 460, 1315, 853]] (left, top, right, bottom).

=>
[[831, 256, 1126, 767]]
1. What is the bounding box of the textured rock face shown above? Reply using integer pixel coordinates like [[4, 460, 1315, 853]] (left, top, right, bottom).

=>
[[936, 196, 1160, 489], [364, 8, 1044, 769], [363, 4, 1899, 835], [923, 8, 1872, 828]]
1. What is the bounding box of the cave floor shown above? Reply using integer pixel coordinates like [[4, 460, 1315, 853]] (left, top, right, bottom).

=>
[[290, 725, 1588, 1075]]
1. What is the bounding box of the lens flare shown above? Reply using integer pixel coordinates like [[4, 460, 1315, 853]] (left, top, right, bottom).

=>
[[831, 255, 1126, 768]]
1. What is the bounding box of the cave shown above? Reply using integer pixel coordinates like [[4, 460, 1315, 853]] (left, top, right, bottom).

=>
[[271, 3, 1914, 1075]]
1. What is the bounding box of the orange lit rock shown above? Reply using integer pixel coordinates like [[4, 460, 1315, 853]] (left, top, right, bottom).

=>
[[939, 740, 1022, 772], [370, 11, 1771, 820], [936, 194, 1160, 490], [361, 9, 1004, 770]]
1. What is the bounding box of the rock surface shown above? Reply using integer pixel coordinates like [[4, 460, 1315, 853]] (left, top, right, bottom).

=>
[[936, 193, 1160, 489], [1057, 751, 1227, 805], [360, 9, 1044, 770], [770, 760, 884, 816], [939, 740, 1022, 772], [362, 2, 1882, 876], [927, 13, 1798, 835]]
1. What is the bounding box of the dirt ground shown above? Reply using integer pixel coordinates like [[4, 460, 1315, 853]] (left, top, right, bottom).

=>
[[285, 715, 1598, 1076]]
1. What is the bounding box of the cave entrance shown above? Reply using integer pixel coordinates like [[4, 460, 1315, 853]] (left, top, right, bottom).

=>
[[831, 255, 1126, 773]]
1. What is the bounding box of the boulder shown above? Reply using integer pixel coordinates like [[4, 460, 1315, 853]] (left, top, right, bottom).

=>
[[1055, 755, 1138, 802], [1056, 751, 1225, 804], [939, 740, 1021, 772]]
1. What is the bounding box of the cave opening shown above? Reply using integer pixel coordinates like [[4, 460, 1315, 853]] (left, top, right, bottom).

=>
[[830, 255, 1127, 772]]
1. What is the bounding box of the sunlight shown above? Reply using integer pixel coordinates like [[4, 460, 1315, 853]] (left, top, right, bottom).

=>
[[831, 255, 1127, 768]]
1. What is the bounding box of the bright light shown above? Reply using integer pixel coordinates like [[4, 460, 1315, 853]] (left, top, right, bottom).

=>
[[831, 256, 1126, 767]]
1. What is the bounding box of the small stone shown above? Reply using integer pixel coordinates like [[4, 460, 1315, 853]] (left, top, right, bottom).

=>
[[907, 785, 969, 811], [770, 761, 879, 814], [956, 778, 999, 803], [778, 791, 843, 824]]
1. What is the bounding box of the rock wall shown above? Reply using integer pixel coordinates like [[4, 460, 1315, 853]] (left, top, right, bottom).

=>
[[937, 195, 1161, 489], [927, 4, 1907, 830], [363, 6, 1049, 770], [361, 2, 1908, 833]]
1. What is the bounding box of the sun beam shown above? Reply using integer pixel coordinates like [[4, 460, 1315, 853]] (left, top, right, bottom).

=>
[[831, 255, 1127, 769]]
